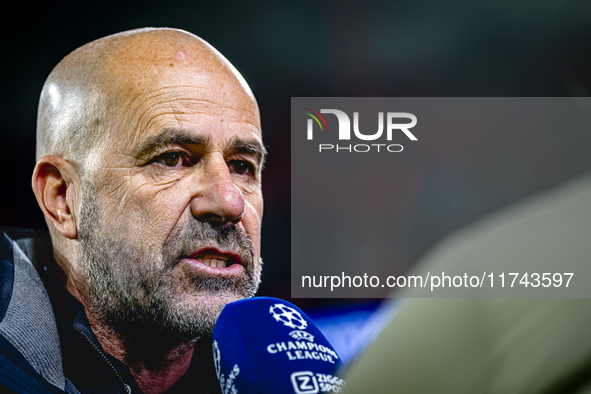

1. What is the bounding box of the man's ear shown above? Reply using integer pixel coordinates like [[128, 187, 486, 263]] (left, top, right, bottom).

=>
[[32, 155, 81, 239]]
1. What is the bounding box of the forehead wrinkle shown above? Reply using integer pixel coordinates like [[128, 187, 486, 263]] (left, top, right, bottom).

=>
[[166, 97, 259, 121], [119, 93, 257, 143], [140, 110, 205, 141], [132, 85, 212, 104], [136, 105, 259, 145], [226, 118, 260, 129]]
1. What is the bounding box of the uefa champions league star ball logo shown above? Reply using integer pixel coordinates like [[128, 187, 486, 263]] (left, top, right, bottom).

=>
[[269, 303, 308, 330]]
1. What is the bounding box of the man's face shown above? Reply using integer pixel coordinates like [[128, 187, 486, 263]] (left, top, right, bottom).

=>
[[76, 55, 264, 338]]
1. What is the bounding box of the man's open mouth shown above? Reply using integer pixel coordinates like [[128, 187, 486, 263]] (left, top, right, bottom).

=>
[[190, 249, 241, 268]]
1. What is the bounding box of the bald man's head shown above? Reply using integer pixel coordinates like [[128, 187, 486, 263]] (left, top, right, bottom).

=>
[[32, 28, 264, 342], [36, 27, 257, 175]]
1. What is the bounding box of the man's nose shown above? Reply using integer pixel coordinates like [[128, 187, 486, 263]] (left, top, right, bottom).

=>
[[190, 158, 245, 225]]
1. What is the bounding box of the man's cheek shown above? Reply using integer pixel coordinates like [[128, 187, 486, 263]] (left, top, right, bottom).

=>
[[240, 182, 263, 200], [242, 203, 262, 253], [117, 180, 187, 227], [243, 187, 263, 216]]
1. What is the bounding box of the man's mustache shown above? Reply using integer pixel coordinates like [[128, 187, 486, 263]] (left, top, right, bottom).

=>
[[162, 220, 255, 270]]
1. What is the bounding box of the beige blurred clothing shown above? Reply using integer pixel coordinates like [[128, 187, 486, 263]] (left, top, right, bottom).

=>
[[344, 174, 591, 394]]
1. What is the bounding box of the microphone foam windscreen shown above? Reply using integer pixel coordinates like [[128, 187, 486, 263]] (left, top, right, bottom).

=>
[[212, 297, 346, 394]]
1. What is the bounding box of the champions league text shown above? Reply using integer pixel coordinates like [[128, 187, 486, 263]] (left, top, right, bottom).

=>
[[267, 340, 339, 364]]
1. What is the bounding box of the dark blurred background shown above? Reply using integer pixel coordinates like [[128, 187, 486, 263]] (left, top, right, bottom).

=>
[[2, 0, 591, 313]]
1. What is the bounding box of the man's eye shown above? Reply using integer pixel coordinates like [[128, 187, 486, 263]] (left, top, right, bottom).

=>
[[229, 160, 255, 175], [152, 152, 189, 167]]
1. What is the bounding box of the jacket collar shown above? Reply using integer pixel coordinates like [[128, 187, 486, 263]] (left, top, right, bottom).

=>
[[0, 227, 221, 394]]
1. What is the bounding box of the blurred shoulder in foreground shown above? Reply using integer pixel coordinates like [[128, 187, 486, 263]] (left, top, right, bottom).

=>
[[344, 172, 591, 394]]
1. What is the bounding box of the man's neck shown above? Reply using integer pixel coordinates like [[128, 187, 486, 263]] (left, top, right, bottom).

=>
[[126, 341, 196, 394], [88, 316, 197, 394]]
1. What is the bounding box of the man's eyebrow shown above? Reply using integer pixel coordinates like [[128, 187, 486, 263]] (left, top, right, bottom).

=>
[[227, 137, 268, 166], [133, 129, 211, 159]]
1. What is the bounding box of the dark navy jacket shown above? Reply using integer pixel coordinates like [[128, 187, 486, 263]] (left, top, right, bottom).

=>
[[0, 228, 221, 394]]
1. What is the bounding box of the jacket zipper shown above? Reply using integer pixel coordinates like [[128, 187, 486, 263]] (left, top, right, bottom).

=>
[[78, 331, 132, 393]]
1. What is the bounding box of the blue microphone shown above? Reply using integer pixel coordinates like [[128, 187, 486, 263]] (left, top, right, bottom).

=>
[[212, 297, 347, 393]]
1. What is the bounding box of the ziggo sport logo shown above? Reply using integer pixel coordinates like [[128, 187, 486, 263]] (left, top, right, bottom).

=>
[[302, 107, 417, 153]]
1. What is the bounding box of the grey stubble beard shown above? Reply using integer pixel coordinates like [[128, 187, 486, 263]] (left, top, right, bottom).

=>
[[76, 183, 262, 343]]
